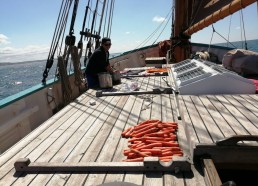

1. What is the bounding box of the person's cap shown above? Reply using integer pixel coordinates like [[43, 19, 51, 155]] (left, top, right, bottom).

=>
[[101, 37, 111, 44]]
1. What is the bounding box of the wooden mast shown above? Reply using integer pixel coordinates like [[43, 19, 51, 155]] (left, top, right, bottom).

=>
[[172, 0, 192, 62], [184, 0, 257, 36]]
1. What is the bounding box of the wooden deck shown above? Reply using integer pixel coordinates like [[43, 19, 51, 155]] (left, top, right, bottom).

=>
[[179, 94, 258, 164], [1, 69, 258, 185], [180, 94, 258, 144]]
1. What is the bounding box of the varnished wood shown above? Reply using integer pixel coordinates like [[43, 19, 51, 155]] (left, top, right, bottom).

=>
[[202, 159, 222, 186]]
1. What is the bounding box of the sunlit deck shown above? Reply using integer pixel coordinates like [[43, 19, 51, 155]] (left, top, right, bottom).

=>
[[1, 68, 258, 185]]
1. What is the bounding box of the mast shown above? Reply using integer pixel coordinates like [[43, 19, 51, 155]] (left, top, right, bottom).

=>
[[184, 0, 256, 36], [171, 0, 192, 62]]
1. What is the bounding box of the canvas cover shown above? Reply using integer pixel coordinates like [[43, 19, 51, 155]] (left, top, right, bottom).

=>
[[222, 49, 258, 75]]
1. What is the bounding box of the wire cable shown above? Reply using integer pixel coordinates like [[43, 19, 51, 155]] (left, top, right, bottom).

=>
[[134, 7, 172, 50]]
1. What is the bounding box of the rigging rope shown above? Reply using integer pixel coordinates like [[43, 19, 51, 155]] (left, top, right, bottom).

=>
[[210, 25, 237, 49], [78, 0, 91, 50], [240, 9, 248, 50], [227, 15, 232, 48], [239, 11, 244, 48], [152, 11, 172, 45], [88, 0, 100, 52], [102, 0, 114, 38], [209, 25, 215, 53], [102, 0, 109, 38], [98, 0, 107, 36], [169, 3, 176, 63], [42, 0, 88, 106], [83, 0, 101, 65], [107, 0, 115, 37], [208, 8, 249, 51], [42, 0, 115, 95], [82, 0, 114, 65], [117, 5, 173, 63], [82, 0, 93, 66], [42, 0, 72, 84], [134, 7, 172, 50], [58, 3, 71, 57], [50, 0, 71, 59]]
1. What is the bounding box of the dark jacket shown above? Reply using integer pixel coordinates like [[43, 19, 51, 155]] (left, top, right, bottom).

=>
[[85, 46, 109, 76]]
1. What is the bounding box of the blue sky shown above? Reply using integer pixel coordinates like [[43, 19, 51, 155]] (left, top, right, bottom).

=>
[[0, 0, 257, 62]]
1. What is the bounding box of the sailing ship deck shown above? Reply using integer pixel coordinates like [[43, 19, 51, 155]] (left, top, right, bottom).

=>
[[1, 69, 258, 186]]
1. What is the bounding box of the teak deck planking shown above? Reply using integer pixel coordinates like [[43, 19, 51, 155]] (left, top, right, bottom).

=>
[[179, 94, 258, 153], [1, 68, 258, 185]]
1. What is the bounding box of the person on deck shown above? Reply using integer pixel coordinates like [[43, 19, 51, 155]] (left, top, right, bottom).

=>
[[85, 37, 114, 88]]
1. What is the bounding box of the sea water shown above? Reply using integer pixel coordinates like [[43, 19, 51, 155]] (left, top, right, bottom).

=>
[[215, 39, 258, 52], [0, 60, 57, 100], [1, 39, 258, 101]]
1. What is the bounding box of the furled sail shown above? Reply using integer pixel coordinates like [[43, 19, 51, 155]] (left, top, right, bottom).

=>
[[190, 0, 233, 26], [184, 0, 257, 36]]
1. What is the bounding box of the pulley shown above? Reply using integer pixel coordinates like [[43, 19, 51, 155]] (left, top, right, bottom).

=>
[[78, 40, 83, 49], [65, 35, 76, 46]]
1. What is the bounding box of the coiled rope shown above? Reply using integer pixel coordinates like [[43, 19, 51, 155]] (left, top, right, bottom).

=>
[[70, 46, 86, 91], [57, 55, 72, 105]]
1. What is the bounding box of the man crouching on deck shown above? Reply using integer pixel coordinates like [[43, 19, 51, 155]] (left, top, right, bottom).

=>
[[85, 37, 115, 88]]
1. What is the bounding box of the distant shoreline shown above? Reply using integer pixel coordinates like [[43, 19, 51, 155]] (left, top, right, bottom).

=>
[[0, 52, 122, 66], [0, 60, 46, 66], [0, 40, 257, 66]]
